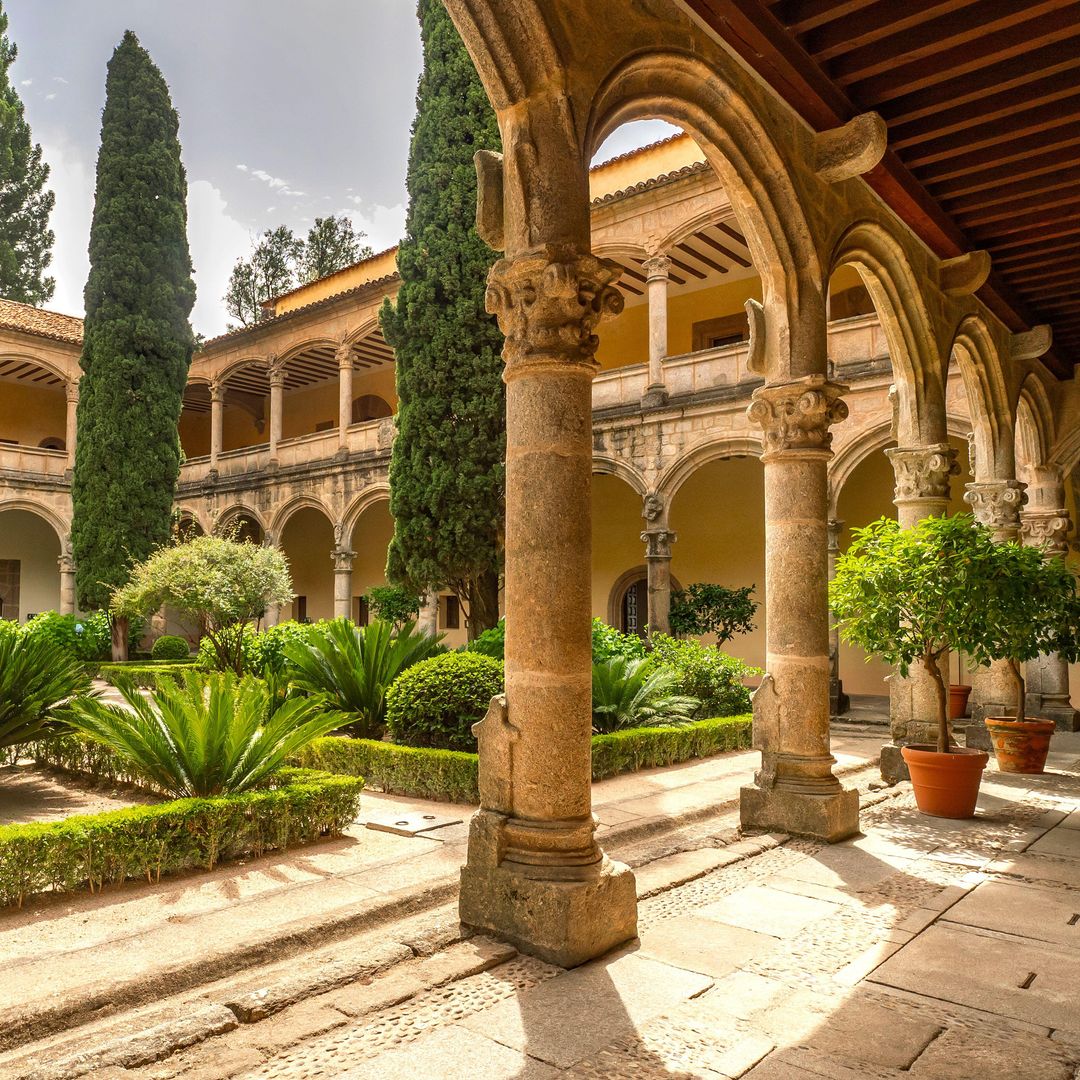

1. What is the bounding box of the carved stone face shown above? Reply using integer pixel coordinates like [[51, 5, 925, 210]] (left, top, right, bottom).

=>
[[642, 493, 663, 521]]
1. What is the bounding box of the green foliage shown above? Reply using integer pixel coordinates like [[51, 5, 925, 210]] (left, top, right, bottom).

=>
[[113, 535, 293, 675], [0, 2, 55, 304], [0, 634, 92, 749], [65, 672, 345, 797], [669, 583, 758, 644], [194, 620, 324, 676], [19, 610, 141, 661], [592, 656, 700, 734], [151, 634, 189, 661], [0, 767, 363, 908], [71, 32, 195, 610], [285, 618, 444, 739], [591, 618, 648, 663], [300, 215, 372, 283], [223, 224, 303, 328], [385, 651, 503, 751], [363, 585, 421, 630], [648, 634, 758, 718], [590, 715, 752, 780], [380, 0, 504, 636], [97, 661, 196, 690], [465, 617, 505, 660]]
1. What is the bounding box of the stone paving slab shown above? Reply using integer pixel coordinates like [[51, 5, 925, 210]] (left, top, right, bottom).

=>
[[694, 883, 841, 938], [940, 878, 1080, 949], [1028, 826, 1080, 859]]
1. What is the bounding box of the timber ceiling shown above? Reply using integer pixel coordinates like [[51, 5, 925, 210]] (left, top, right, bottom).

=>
[[0, 358, 64, 388], [680, 0, 1080, 376]]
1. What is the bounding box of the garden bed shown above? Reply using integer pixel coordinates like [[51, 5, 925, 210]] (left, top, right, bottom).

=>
[[93, 661, 198, 689], [0, 763, 159, 827]]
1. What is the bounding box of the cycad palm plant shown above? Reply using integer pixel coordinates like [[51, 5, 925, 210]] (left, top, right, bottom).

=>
[[592, 656, 700, 733], [0, 631, 94, 749], [284, 618, 444, 738], [65, 671, 345, 797]]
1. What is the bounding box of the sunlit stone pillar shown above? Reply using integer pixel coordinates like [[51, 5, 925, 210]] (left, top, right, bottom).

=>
[[209, 381, 224, 471], [58, 552, 76, 615], [642, 255, 670, 408], [337, 343, 354, 452], [263, 533, 281, 627], [827, 518, 847, 718], [417, 592, 439, 637], [268, 364, 284, 463], [65, 381, 79, 469], [460, 248, 637, 967], [965, 479, 1027, 741], [641, 527, 676, 636], [880, 444, 958, 780], [741, 376, 859, 842], [1020, 475, 1078, 730], [332, 546, 354, 620]]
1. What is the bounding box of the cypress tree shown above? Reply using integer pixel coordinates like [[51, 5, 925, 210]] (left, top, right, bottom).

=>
[[0, 1, 55, 305], [380, 0, 504, 637], [72, 32, 195, 626]]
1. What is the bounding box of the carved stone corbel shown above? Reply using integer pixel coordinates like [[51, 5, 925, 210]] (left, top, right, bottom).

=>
[[744, 298, 766, 377], [938, 251, 990, 297], [814, 113, 887, 182], [1011, 325, 1053, 361], [474, 149, 504, 252]]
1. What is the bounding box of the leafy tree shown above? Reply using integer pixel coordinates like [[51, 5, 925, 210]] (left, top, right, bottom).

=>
[[301, 215, 371, 283], [0, 2, 55, 305], [71, 32, 195, 644], [223, 225, 303, 328], [380, 0, 504, 638], [111, 535, 293, 676], [363, 584, 421, 630], [669, 583, 758, 645]]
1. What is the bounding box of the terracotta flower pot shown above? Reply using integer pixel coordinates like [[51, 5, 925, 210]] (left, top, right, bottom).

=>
[[900, 744, 988, 819], [985, 717, 1055, 774], [949, 684, 972, 719]]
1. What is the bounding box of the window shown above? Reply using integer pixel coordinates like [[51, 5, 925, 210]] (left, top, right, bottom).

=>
[[294, 595, 307, 623], [621, 578, 648, 638], [691, 312, 750, 353], [314, 420, 335, 433], [354, 595, 369, 626], [38, 437, 66, 451], [441, 594, 460, 630]]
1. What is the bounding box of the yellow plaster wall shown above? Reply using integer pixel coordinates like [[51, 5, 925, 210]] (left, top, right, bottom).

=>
[[589, 133, 706, 200], [0, 382, 66, 446], [280, 508, 336, 622], [591, 474, 649, 624], [179, 410, 211, 458], [280, 382, 338, 440], [0, 509, 61, 620], [273, 249, 399, 316]]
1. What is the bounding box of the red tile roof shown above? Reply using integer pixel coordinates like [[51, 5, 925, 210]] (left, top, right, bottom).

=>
[[0, 298, 83, 345]]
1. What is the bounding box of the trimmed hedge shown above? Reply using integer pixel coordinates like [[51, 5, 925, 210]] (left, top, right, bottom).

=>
[[293, 714, 752, 802], [151, 634, 191, 661], [0, 766, 363, 908], [97, 662, 198, 690]]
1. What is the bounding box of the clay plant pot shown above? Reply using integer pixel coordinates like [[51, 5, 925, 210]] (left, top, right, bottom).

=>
[[985, 717, 1055, 775], [900, 744, 989, 819], [949, 684, 972, 720]]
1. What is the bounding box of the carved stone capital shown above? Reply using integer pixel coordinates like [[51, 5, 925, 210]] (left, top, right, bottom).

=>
[[1020, 508, 1071, 556], [335, 343, 353, 368], [57, 553, 75, 574], [885, 443, 959, 504], [642, 254, 671, 281], [332, 546, 355, 572], [209, 380, 225, 404], [641, 528, 676, 559], [485, 249, 624, 379], [747, 377, 848, 460], [964, 480, 1027, 536], [267, 366, 286, 390], [65, 381, 80, 404], [827, 519, 845, 554]]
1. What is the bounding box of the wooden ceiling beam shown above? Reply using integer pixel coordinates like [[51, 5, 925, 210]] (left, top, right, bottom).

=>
[[773, 0, 880, 36], [928, 146, 1080, 202], [939, 167, 1079, 217], [955, 190, 1080, 230], [697, 230, 753, 267], [914, 129, 1080, 186], [968, 207, 1080, 245], [677, 242, 730, 274]]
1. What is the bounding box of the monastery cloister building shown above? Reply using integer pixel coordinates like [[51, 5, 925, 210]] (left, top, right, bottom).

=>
[[2, 0, 1078, 963]]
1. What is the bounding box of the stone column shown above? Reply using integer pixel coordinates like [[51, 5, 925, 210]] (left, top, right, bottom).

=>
[[209, 381, 224, 471], [337, 344, 353, 452], [964, 479, 1027, 743], [65, 381, 79, 469], [268, 365, 284, 463], [827, 519, 848, 718], [263, 533, 281, 627], [641, 527, 676, 636], [332, 546, 354, 620], [642, 255, 670, 408], [417, 592, 439, 637], [741, 376, 859, 842], [459, 248, 637, 968], [58, 552, 76, 615], [880, 443, 959, 781], [1020, 496, 1079, 731]]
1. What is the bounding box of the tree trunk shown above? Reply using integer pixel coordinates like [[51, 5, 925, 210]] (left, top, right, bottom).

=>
[[1008, 657, 1026, 722], [110, 615, 129, 662], [467, 568, 500, 640], [924, 651, 950, 754]]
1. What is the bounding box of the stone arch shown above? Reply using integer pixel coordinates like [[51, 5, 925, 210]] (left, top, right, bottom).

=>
[[656, 208, 741, 257], [1015, 375, 1053, 481], [591, 455, 648, 497], [278, 337, 341, 369], [216, 355, 270, 386], [352, 394, 393, 423], [656, 435, 763, 503], [591, 239, 650, 263], [269, 495, 336, 540], [214, 502, 268, 538], [0, 352, 70, 384], [343, 317, 381, 346], [949, 314, 1013, 481], [342, 484, 392, 540], [587, 51, 827, 381], [828, 221, 943, 447], [0, 498, 69, 549], [828, 420, 895, 518]]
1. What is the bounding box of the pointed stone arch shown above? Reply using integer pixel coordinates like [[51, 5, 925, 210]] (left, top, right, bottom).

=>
[[950, 313, 1013, 482]]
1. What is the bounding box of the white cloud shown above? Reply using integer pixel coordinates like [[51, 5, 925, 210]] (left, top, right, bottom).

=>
[[38, 132, 94, 318], [243, 166, 304, 198], [336, 201, 406, 253], [52, 76, 68, 85], [44, 93, 56, 101], [236, 164, 249, 173], [19, 79, 31, 87], [187, 179, 251, 339]]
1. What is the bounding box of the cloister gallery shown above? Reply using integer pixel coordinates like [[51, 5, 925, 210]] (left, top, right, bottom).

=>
[[2, 0, 1079, 967]]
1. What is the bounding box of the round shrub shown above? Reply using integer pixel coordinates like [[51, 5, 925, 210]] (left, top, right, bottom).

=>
[[386, 652, 504, 751], [151, 634, 190, 661], [648, 634, 759, 718]]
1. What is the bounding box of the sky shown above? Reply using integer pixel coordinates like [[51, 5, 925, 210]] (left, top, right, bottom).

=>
[[5, 1, 676, 337]]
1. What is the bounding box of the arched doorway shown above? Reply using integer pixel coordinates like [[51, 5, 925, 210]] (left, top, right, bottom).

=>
[[0, 507, 63, 621], [278, 506, 335, 622]]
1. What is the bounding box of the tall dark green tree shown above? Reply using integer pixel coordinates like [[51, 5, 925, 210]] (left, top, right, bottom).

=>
[[72, 32, 195, 637], [0, 2, 55, 305], [380, 0, 503, 638]]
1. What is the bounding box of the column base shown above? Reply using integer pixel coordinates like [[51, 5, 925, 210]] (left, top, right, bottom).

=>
[[740, 782, 859, 843], [1027, 695, 1080, 732], [640, 385, 669, 409]]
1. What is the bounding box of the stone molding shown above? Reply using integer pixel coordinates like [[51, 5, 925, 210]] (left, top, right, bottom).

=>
[[964, 480, 1027, 535], [1020, 508, 1071, 556], [640, 528, 676, 559], [484, 250, 624, 379], [332, 545, 355, 571], [641, 254, 671, 281], [747, 376, 848, 460], [64, 381, 79, 404], [335, 343, 353, 368], [885, 443, 959, 503]]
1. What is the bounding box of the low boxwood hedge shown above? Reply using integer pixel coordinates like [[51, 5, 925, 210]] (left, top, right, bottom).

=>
[[96, 661, 198, 690], [293, 714, 752, 802], [0, 766, 363, 908]]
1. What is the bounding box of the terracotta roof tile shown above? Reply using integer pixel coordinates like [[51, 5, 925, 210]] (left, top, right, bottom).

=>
[[0, 298, 83, 345]]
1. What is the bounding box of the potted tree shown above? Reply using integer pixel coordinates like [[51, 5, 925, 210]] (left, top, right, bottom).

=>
[[978, 538, 1080, 774], [830, 515, 1000, 819]]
